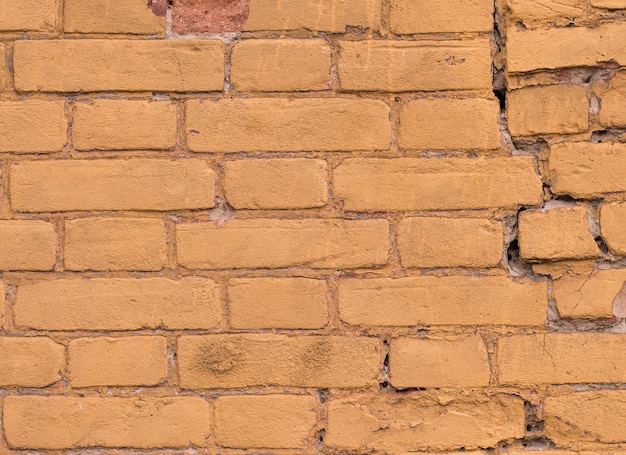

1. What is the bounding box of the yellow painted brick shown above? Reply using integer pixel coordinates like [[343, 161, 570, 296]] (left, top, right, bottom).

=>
[[507, 24, 626, 73], [0, 221, 56, 271], [334, 157, 543, 211], [0, 100, 66, 153], [64, 0, 165, 34], [397, 217, 503, 268], [506, 0, 584, 21], [553, 268, 626, 319], [0, 45, 6, 91], [598, 70, 626, 126], [10, 159, 215, 212], [338, 276, 547, 327], [601, 203, 626, 255], [0, 0, 57, 32], [0, 281, 5, 328], [390, 0, 493, 33], [186, 98, 391, 152], [338, 40, 492, 92], [519, 207, 601, 261], [398, 98, 501, 151], [215, 395, 316, 448], [69, 337, 167, 387], [223, 159, 327, 209], [544, 391, 626, 446], [243, 0, 381, 32], [499, 333, 626, 385], [176, 219, 389, 269], [231, 39, 331, 91], [73, 100, 177, 151], [4, 396, 211, 449], [548, 142, 626, 197], [14, 40, 224, 92], [15, 277, 221, 331], [327, 394, 524, 452], [178, 334, 380, 389], [228, 278, 328, 329], [64, 218, 167, 272], [591, 0, 626, 6], [507, 85, 588, 136], [390, 336, 490, 388], [0, 337, 64, 387]]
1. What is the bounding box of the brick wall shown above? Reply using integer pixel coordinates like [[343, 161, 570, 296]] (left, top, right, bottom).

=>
[[0, 0, 625, 451]]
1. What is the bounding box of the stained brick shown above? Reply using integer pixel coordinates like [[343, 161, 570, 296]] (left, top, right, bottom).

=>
[[178, 335, 380, 389], [64, 0, 166, 34]]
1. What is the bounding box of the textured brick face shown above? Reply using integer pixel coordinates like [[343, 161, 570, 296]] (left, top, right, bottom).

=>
[[1, 0, 625, 451]]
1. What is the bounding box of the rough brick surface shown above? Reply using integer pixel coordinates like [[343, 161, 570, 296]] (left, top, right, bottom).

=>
[[69, 337, 168, 387], [0, 0, 57, 31], [548, 142, 626, 197], [519, 207, 601, 261], [390, 0, 493, 33], [64, 217, 167, 272], [0, 100, 66, 153], [178, 335, 380, 388], [14, 40, 224, 92], [231, 40, 331, 91], [397, 217, 503, 268], [552, 268, 626, 319], [186, 98, 391, 152], [326, 394, 525, 451], [2, 0, 625, 450], [499, 333, 626, 384], [507, 85, 589, 136], [0, 337, 64, 387], [334, 157, 543, 211], [228, 278, 328, 329], [398, 98, 501, 151], [10, 159, 216, 212], [243, 0, 381, 32], [338, 40, 492, 92], [15, 278, 221, 330], [390, 336, 490, 388], [64, 0, 166, 34], [176, 219, 389, 269], [507, 24, 626, 73], [0, 221, 57, 271], [223, 159, 328, 209], [73, 100, 177, 151], [214, 395, 316, 448], [338, 276, 548, 326], [601, 203, 626, 255], [3, 396, 212, 449], [544, 391, 626, 446]]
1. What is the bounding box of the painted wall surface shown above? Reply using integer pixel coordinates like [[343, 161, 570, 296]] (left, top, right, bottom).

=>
[[0, 0, 625, 452]]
